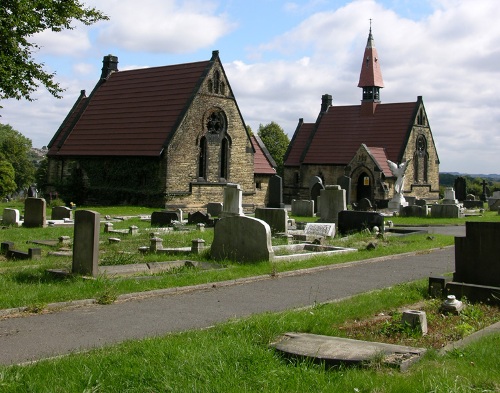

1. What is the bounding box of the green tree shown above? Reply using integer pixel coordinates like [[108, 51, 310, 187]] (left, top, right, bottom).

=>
[[257, 121, 290, 177], [0, 159, 17, 197], [0, 1, 108, 101], [0, 123, 36, 190]]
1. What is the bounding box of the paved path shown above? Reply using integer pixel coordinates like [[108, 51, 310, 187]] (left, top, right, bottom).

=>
[[0, 245, 456, 366]]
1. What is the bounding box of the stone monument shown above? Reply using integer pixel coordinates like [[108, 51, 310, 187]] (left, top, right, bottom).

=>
[[387, 159, 411, 212]]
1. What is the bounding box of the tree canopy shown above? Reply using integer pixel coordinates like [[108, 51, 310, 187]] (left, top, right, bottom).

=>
[[257, 121, 290, 177], [0, 159, 16, 198], [0, 1, 108, 101], [0, 123, 35, 191]]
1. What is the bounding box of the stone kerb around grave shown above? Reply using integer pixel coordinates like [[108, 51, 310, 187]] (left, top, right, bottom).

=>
[[211, 215, 274, 263]]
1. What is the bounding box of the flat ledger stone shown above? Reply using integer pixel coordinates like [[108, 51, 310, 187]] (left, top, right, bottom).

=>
[[271, 332, 426, 371]]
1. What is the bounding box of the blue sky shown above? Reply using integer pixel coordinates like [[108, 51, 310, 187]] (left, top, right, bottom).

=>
[[1, 0, 499, 174]]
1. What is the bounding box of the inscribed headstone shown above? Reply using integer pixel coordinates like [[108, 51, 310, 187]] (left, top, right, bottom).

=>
[[2, 208, 20, 226], [255, 207, 288, 233], [151, 211, 179, 227], [304, 223, 335, 238], [51, 206, 73, 220], [207, 202, 223, 217], [23, 197, 47, 228], [221, 183, 243, 217], [267, 175, 284, 208], [338, 210, 384, 234], [318, 185, 346, 224], [336, 174, 351, 205], [291, 199, 314, 217]]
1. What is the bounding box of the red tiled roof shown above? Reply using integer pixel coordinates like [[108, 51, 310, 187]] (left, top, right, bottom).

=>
[[284, 120, 315, 166], [358, 31, 384, 88], [48, 60, 211, 157], [365, 146, 392, 177], [251, 135, 276, 175], [302, 102, 417, 165]]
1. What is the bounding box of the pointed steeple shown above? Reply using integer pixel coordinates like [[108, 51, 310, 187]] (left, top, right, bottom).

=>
[[358, 22, 384, 104]]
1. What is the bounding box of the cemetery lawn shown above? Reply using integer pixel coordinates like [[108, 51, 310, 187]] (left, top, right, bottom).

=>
[[0, 204, 498, 311], [0, 280, 499, 392]]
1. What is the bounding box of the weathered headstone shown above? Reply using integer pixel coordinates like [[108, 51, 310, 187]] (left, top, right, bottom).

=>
[[442, 187, 459, 204], [255, 207, 288, 233], [211, 216, 274, 262], [338, 210, 385, 234], [23, 197, 47, 228], [221, 183, 243, 217], [304, 222, 335, 238], [430, 204, 461, 218], [267, 175, 284, 208], [487, 191, 500, 211], [51, 206, 73, 220], [355, 198, 372, 211], [401, 205, 427, 217], [318, 185, 346, 224], [336, 174, 351, 205], [207, 202, 223, 217], [72, 210, 100, 276], [309, 176, 324, 214], [2, 208, 20, 226], [454, 177, 467, 202], [151, 211, 179, 227], [187, 211, 212, 225], [291, 199, 314, 217]]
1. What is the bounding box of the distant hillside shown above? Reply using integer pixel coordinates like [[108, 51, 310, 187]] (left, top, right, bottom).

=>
[[441, 172, 500, 180]]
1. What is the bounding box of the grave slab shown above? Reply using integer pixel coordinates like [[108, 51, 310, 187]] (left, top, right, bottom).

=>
[[271, 332, 426, 371], [304, 222, 335, 238]]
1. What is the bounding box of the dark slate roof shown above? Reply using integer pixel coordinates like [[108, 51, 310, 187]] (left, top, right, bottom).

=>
[[48, 59, 212, 157], [301, 101, 418, 165], [251, 135, 276, 175], [283, 119, 315, 166]]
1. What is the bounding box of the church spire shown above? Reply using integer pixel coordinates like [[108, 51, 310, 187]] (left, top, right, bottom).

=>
[[358, 21, 384, 103]]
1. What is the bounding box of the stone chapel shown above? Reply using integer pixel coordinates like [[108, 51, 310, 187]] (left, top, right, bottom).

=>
[[46, 51, 275, 207], [283, 28, 440, 206]]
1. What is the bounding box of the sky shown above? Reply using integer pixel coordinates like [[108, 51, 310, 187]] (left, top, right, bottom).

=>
[[1, 0, 499, 175]]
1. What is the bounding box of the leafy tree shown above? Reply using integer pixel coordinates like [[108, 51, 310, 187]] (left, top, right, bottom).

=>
[[0, 159, 16, 197], [0, 123, 36, 190], [0, 1, 108, 101], [257, 121, 290, 177]]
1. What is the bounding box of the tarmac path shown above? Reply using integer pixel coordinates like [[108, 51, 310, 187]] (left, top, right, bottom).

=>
[[0, 240, 457, 366]]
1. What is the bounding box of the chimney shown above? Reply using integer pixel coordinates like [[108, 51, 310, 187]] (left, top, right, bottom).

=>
[[321, 94, 332, 113], [101, 55, 118, 79]]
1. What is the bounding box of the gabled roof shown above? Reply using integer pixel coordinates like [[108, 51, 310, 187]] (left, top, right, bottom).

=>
[[365, 146, 392, 177], [283, 119, 315, 166], [301, 101, 418, 165], [48, 56, 215, 157], [251, 135, 276, 175]]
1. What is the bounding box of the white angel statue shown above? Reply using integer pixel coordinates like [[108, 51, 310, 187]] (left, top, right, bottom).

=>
[[387, 159, 411, 195]]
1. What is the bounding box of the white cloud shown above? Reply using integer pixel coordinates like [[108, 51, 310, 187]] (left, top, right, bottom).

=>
[[32, 25, 93, 57]]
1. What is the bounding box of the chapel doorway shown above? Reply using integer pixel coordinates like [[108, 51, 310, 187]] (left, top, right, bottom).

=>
[[356, 172, 372, 202]]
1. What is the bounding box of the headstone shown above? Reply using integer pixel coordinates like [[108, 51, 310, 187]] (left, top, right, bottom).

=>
[[336, 174, 351, 205], [481, 179, 488, 202], [338, 210, 385, 235], [401, 205, 427, 217], [151, 211, 179, 227], [211, 216, 274, 262], [415, 199, 427, 207], [187, 211, 212, 225], [267, 175, 284, 208], [255, 207, 288, 233], [72, 210, 100, 277], [454, 177, 467, 201], [291, 199, 314, 217], [221, 183, 243, 217], [51, 206, 73, 220], [356, 198, 372, 211], [309, 176, 324, 214], [191, 238, 205, 253], [23, 197, 47, 228], [207, 202, 223, 217], [304, 223, 335, 238], [466, 194, 476, 201], [430, 204, 461, 218], [318, 185, 346, 224], [2, 208, 20, 226], [405, 196, 416, 206], [442, 187, 459, 204], [487, 191, 500, 211]]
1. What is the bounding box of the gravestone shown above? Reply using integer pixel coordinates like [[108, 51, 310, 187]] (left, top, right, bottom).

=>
[[72, 210, 100, 277], [151, 211, 179, 227], [51, 206, 73, 220], [207, 202, 223, 217], [405, 196, 416, 206], [221, 183, 243, 217], [304, 222, 335, 238], [255, 207, 288, 233], [401, 205, 427, 217], [336, 174, 351, 205], [23, 197, 47, 228], [415, 199, 427, 207], [442, 187, 459, 204], [318, 185, 346, 224], [447, 222, 500, 303], [487, 191, 500, 211], [338, 211, 385, 234], [211, 215, 274, 262], [187, 211, 212, 225], [454, 177, 467, 201], [291, 200, 314, 217], [355, 198, 372, 211], [430, 204, 461, 218], [267, 175, 284, 208], [2, 208, 20, 226], [309, 176, 324, 214]]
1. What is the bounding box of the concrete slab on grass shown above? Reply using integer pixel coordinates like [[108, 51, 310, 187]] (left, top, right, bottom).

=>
[[271, 332, 426, 371]]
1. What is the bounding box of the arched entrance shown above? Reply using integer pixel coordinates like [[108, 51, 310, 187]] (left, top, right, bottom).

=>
[[356, 172, 372, 202]]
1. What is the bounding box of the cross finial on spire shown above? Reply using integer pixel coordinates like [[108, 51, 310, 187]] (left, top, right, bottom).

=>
[[369, 18, 372, 33]]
